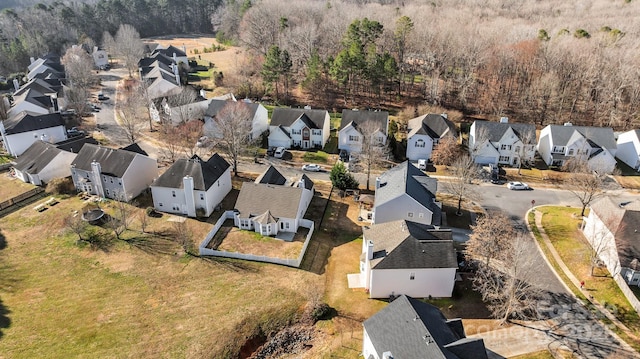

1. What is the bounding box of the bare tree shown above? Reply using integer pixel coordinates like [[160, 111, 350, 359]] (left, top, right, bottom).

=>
[[64, 214, 88, 243], [138, 208, 149, 234], [106, 193, 133, 240], [514, 128, 536, 175], [62, 45, 96, 90], [173, 221, 195, 256], [473, 233, 544, 324], [118, 82, 147, 144], [467, 211, 514, 266], [166, 87, 203, 124], [562, 157, 607, 217], [0, 96, 9, 121], [114, 24, 144, 78], [206, 101, 254, 176], [358, 120, 390, 191], [431, 136, 461, 166], [444, 154, 478, 215], [583, 210, 625, 277]]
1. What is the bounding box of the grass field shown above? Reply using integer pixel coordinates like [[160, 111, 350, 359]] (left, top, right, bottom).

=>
[[0, 174, 37, 202], [0, 195, 321, 358]]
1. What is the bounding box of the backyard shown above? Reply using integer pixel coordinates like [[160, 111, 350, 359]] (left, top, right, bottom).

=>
[[0, 172, 37, 201]]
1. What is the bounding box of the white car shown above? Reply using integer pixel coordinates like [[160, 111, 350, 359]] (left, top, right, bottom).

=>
[[274, 147, 286, 158], [302, 164, 321, 172], [507, 181, 530, 190]]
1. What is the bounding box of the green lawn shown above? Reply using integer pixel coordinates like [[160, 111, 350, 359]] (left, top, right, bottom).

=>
[[0, 154, 12, 164], [303, 151, 329, 163]]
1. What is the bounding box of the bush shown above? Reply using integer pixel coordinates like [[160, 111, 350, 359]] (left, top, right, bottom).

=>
[[310, 302, 335, 322], [45, 177, 75, 195]]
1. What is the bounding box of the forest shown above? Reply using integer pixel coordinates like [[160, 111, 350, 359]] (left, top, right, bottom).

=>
[[1, 0, 640, 129]]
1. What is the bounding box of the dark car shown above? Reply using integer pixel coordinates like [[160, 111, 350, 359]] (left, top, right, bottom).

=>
[[339, 150, 349, 162]]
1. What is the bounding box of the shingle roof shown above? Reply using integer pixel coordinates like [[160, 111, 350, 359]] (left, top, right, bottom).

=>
[[408, 114, 457, 139], [234, 182, 304, 219], [153, 45, 187, 58], [270, 108, 328, 129], [375, 161, 442, 225], [120, 143, 148, 156], [363, 295, 488, 359], [296, 174, 314, 190], [2, 112, 64, 135], [255, 165, 287, 185], [55, 136, 99, 153], [473, 120, 535, 143], [590, 197, 640, 268], [547, 124, 616, 151], [363, 220, 457, 270], [71, 143, 147, 178], [340, 110, 388, 135], [205, 99, 259, 118], [13, 141, 64, 174], [152, 153, 229, 191]]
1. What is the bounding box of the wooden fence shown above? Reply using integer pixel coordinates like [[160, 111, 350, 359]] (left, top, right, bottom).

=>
[[0, 187, 45, 211]]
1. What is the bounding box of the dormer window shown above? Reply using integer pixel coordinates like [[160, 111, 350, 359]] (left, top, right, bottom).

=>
[[415, 139, 426, 148], [568, 149, 574, 156]]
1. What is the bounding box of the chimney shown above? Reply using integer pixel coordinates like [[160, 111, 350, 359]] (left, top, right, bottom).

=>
[[200, 89, 207, 99], [183, 175, 196, 217], [12, 78, 19, 92], [382, 352, 394, 359], [441, 113, 448, 119], [564, 122, 573, 126], [30, 57, 35, 64], [173, 52, 177, 63], [304, 105, 311, 110], [298, 178, 305, 189], [500, 117, 508, 123], [366, 240, 374, 260], [172, 63, 180, 84]]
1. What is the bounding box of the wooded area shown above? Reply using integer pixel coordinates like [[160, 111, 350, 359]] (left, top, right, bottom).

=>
[[1, 0, 640, 129]]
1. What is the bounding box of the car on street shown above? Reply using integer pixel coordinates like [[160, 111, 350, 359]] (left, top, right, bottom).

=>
[[67, 127, 85, 137], [302, 164, 322, 172], [507, 181, 530, 190], [274, 147, 286, 158]]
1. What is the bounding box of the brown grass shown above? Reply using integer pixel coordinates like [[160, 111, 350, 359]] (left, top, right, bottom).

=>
[[216, 225, 305, 260], [0, 173, 37, 201]]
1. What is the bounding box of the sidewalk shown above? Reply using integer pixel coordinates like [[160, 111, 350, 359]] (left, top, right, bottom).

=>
[[529, 208, 638, 346]]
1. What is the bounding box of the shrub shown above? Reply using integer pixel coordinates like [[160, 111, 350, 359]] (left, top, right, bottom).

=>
[[46, 177, 75, 195]]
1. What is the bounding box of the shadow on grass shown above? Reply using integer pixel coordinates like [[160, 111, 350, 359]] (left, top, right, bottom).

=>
[[126, 235, 177, 255], [200, 256, 260, 273], [0, 230, 10, 338]]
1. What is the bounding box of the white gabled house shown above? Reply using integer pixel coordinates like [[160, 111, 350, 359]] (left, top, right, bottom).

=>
[[338, 109, 388, 156], [268, 107, 330, 150], [204, 99, 268, 141], [0, 112, 67, 157], [537, 123, 617, 173], [616, 130, 640, 171], [12, 140, 76, 186], [70, 143, 158, 201], [406, 113, 457, 161], [373, 161, 442, 226], [150, 154, 231, 218], [348, 220, 457, 299], [92, 46, 109, 69], [468, 118, 536, 166], [151, 44, 189, 67], [232, 166, 313, 238]]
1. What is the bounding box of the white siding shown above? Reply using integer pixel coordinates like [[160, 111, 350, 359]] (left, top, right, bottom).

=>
[[36, 151, 75, 184], [588, 150, 617, 174], [267, 126, 292, 148], [362, 329, 380, 359], [7, 102, 51, 117], [368, 267, 457, 298], [204, 167, 232, 216], [121, 155, 158, 201], [251, 105, 269, 140], [374, 195, 434, 225], [338, 125, 362, 153], [537, 130, 553, 166], [616, 131, 640, 170], [321, 112, 331, 147], [406, 133, 434, 161], [3, 126, 67, 157], [151, 186, 187, 215], [583, 210, 622, 278]]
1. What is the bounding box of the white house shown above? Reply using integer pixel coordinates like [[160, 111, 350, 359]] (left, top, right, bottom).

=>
[[12, 141, 76, 186], [233, 166, 313, 238], [151, 44, 189, 67], [150, 154, 231, 218], [26, 55, 65, 81], [0, 112, 67, 157], [363, 295, 488, 359], [140, 61, 182, 100], [406, 113, 457, 161], [204, 99, 268, 141], [92, 46, 109, 68], [348, 220, 457, 299], [268, 107, 331, 150], [616, 130, 640, 171], [373, 161, 442, 226], [583, 197, 640, 287], [338, 109, 388, 155], [537, 123, 617, 173], [468, 118, 536, 166], [70, 143, 158, 201]]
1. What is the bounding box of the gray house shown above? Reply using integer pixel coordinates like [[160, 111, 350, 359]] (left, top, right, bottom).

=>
[[363, 294, 488, 359]]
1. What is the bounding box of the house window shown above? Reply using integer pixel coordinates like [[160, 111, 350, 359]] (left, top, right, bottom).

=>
[[419, 213, 424, 218], [515, 146, 520, 153], [110, 178, 113, 183], [285, 222, 290, 229], [349, 135, 359, 142], [200, 193, 204, 200], [105, 190, 110, 196], [172, 190, 176, 197], [415, 139, 426, 148], [568, 149, 574, 156], [499, 156, 510, 162], [376, 136, 384, 143], [410, 272, 415, 280], [500, 144, 512, 151], [408, 212, 414, 217], [159, 203, 163, 207], [103, 176, 107, 181]]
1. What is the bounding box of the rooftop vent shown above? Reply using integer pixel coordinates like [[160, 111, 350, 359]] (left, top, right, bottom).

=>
[[500, 117, 508, 123], [564, 122, 573, 126]]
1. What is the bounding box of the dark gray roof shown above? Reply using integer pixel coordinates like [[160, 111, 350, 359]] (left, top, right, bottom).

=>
[[547, 124, 616, 151], [363, 295, 487, 359], [297, 174, 314, 190], [270, 108, 328, 129], [153, 45, 187, 58], [363, 220, 456, 270], [340, 110, 388, 135], [138, 53, 174, 67], [71, 143, 147, 178], [13, 78, 57, 97], [2, 112, 64, 135], [13, 141, 64, 174], [56, 136, 99, 153], [152, 153, 229, 191], [375, 161, 442, 225], [120, 143, 148, 156], [409, 114, 457, 139], [205, 99, 260, 118], [473, 120, 535, 143], [255, 165, 287, 185], [234, 182, 304, 219]]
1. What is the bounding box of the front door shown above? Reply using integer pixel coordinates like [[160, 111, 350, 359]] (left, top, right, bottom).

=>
[[303, 140, 309, 148]]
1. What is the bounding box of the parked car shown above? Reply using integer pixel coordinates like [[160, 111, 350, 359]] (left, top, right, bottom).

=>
[[339, 150, 349, 162], [97, 92, 108, 101], [302, 164, 321, 172], [196, 136, 210, 147], [274, 147, 286, 158], [417, 159, 428, 170], [67, 127, 85, 137], [507, 181, 530, 190]]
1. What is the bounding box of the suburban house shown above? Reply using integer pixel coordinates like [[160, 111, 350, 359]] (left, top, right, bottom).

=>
[[139, 60, 182, 100], [537, 123, 617, 173], [616, 130, 640, 171], [363, 295, 488, 359], [268, 107, 331, 149], [27, 54, 65, 81], [92, 46, 108, 69], [12, 140, 76, 186], [406, 113, 457, 161], [151, 44, 189, 67], [0, 112, 67, 157], [204, 99, 269, 141], [8, 78, 61, 117], [338, 109, 389, 155], [468, 118, 536, 166], [348, 220, 457, 299], [233, 166, 313, 237], [70, 143, 158, 201], [150, 154, 231, 218], [373, 161, 442, 226], [582, 197, 640, 287]]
